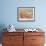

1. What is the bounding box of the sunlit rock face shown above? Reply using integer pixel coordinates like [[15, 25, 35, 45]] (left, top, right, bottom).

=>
[[19, 8, 33, 19]]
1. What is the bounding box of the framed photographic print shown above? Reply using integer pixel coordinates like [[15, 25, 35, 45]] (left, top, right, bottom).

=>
[[17, 7, 35, 22]]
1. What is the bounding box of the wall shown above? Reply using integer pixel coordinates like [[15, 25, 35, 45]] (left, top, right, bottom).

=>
[[0, 0, 46, 30]]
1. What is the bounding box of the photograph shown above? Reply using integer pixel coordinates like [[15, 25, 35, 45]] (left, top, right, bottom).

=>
[[0, 0, 45, 46], [17, 7, 35, 21]]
